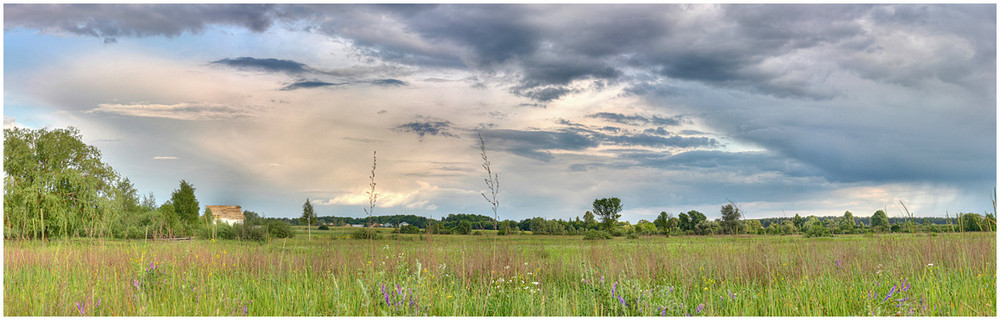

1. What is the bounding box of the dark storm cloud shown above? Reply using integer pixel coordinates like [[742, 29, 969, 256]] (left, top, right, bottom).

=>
[[4, 4, 276, 38], [394, 117, 458, 139], [213, 57, 307, 74], [280, 80, 340, 91], [588, 112, 685, 127], [371, 79, 407, 87], [479, 126, 716, 161]]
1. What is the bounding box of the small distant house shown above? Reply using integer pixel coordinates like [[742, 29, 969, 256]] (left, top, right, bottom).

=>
[[383, 222, 394, 228], [205, 205, 244, 225], [398, 222, 410, 227], [351, 224, 364, 228]]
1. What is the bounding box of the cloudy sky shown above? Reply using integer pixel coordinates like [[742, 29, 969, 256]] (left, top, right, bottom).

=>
[[4, 4, 996, 222]]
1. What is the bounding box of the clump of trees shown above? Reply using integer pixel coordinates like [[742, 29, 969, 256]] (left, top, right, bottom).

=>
[[4, 126, 293, 242]]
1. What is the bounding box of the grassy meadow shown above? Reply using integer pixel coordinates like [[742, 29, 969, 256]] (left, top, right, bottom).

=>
[[3, 229, 996, 316]]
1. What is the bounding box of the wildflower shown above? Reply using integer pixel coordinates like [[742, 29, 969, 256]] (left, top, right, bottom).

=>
[[381, 284, 390, 305], [531, 282, 539, 285], [835, 260, 841, 269], [76, 302, 86, 316], [728, 289, 735, 300], [884, 285, 897, 301], [95, 299, 101, 309], [133, 279, 141, 290], [927, 263, 934, 267], [618, 295, 626, 307], [696, 304, 704, 314], [612, 282, 617, 297], [242, 305, 248, 316], [600, 276, 605, 283], [669, 286, 674, 293]]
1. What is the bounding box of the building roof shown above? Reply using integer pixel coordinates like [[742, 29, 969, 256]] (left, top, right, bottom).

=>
[[206, 205, 244, 221]]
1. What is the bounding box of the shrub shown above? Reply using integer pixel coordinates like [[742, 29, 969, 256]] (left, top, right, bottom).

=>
[[583, 230, 612, 240], [610, 228, 625, 237], [351, 228, 381, 240], [626, 232, 638, 239], [472, 231, 483, 236], [232, 223, 268, 242], [318, 224, 330, 230], [399, 225, 421, 234], [215, 223, 234, 239], [805, 223, 832, 238], [266, 220, 294, 239]]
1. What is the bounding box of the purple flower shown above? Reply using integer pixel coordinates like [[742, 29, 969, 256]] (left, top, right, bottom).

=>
[[95, 298, 101, 308], [381, 284, 390, 305], [600, 276, 605, 283], [76, 302, 85, 316], [897, 297, 909, 302], [618, 295, 626, 307], [242, 305, 248, 316], [728, 289, 735, 300], [835, 260, 841, 269], [669, 286, 674, 293], [884, 285, 897, 301], [611, 282, 617, 297], [661, 307, 666, 316], [902, 279, 910, 292], [133, 279, 141, 290], [696, 304, 704, 314]]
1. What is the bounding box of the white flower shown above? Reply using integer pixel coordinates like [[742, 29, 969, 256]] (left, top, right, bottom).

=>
[[927, 263, 934, 267], [531, 282, 539, 285]]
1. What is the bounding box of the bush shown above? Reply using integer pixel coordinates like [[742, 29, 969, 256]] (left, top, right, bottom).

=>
[[351, 228, 381, 240], [399, 225, 421, 234], [232, 223, 268, 242], [472, 231, 483, 236], [610, 228, 625, 237], [626, 232, 638, 239], [805, 224, 832, 238], [215, 223, 234, 239], [266, 220, 294, 239], [583, 230, 613, 240], [318, 224, 330, 230]]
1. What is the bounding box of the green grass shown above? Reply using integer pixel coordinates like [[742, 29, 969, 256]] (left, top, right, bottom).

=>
[[4, 232, 995, 316]]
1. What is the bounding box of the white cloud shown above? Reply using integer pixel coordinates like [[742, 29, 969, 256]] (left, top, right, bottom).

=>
[[315, 181, 440, 210], [153, 156, 178, 160]]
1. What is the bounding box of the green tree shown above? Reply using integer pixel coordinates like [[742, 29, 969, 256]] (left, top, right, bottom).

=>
[[720, 203, 742, 235], [792, 214, 804, 230], [781, 220, 797, 235], [745, 219, 764, 235], [654, 211, 671, 234], [839, 211, 856, 234], [667, 217, 679, 233], [4, 127, 119, 240], [301, 198, 317, 240], [687, 210, 707, 227], [456, 220, 473, 235], [583, 210, 596, 228], [170, 180, 200, 225], [871, 210, 890, 232], [592, 197, 623, 231], [678, 212, 691, 231]]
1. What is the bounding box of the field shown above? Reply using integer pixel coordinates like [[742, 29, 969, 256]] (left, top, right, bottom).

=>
[[4, 229, 996, 316]]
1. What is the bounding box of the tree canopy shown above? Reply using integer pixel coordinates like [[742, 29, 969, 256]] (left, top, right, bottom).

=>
[[592, 197, 622, 231]]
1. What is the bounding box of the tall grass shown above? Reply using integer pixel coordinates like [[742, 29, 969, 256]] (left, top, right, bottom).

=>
[[4, 232, 995, 316]]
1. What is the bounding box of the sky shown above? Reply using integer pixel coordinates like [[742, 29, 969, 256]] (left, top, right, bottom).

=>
[[3, 4, 996, 223]]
